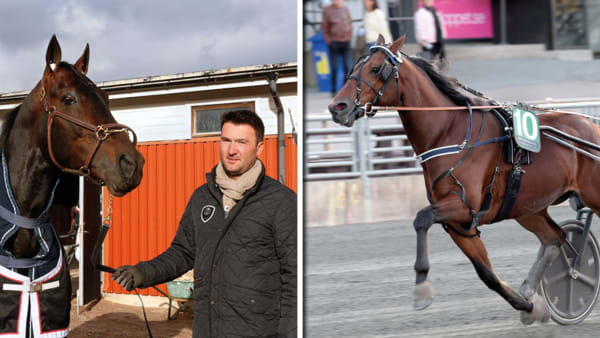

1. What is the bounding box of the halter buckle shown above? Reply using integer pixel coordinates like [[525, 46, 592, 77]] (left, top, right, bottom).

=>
[[80, 167, 91, 176], [95, 125, 109, 140]]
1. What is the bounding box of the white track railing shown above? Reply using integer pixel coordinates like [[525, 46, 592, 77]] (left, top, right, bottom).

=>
[[305, 99, 600, 181]]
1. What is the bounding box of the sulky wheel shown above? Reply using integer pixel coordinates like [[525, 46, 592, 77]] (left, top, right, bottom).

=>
[[540, 220, 600, 325]]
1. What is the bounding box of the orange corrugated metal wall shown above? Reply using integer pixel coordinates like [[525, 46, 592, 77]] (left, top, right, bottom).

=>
[[103, 135, 297, 296]]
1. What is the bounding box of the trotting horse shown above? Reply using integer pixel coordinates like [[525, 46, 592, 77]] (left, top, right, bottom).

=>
[[329, 34, 600, 324], [0, 35, 144, 337]]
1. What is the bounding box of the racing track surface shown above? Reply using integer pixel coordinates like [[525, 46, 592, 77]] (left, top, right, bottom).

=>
[[305, 206, 600, 337]]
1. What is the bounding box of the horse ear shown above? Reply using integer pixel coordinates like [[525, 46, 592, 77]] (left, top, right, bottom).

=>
[[376, 34, 385, 45], [45, 35, 62, 73], [389, 34, 406, 52], [74, 43, 90, 75]]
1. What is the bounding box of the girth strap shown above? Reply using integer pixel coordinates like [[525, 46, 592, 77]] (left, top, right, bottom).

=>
[[0, 247, 59, 269], [0, 204, 48, 229], [3, 280, 60, 292], [491, 164, 524, 223]]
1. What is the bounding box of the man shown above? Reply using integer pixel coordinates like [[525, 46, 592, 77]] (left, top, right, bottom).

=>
[[321, 0, 353, 97], [113, 110, 297, 338], [414, 0, 447, 61]]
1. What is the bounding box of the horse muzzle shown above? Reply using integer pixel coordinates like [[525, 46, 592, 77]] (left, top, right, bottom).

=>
[[328, 99, 364, 127]]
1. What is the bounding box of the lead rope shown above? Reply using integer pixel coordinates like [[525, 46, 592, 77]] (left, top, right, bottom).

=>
[[105, 196, 152, 337], [93, 193, 170, 338]]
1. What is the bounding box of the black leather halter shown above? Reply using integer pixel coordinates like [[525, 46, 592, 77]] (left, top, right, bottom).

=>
[[348, 45, 404, 116]]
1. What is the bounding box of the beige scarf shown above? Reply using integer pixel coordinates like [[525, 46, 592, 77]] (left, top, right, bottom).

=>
[[215, 160, 262, 216]]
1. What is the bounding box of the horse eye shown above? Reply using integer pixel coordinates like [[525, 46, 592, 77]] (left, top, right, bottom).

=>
[[371, 67, 380, 73], [63, 95, 77, 105]]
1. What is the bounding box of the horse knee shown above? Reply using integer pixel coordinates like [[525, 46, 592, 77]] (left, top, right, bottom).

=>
[[414, 206, 435, 232]]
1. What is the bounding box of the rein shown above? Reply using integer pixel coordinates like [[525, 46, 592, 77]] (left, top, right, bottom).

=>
[[363, 102, 504, 113], [91, 194, 169, 338], [40, 87, 137, 184]]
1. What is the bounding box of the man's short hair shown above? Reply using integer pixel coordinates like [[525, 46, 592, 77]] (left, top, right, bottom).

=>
[[220, 110, 265, 142]]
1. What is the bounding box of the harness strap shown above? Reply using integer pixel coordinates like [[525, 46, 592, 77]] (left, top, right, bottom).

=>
[[429, 103, 485, 194], [471, 144, 504, 227], [0, 205, 48, 229], [368, 45, 403, 65], [0, 248, 59, 269], [491, 163, 525, 223], [3, 280, 60, 292], [417, 102, 473, 163], [0, 155, 60, 229], [427, 106, 509, 232], [350, 45, 403, 109], [441, 223, 481, 238]]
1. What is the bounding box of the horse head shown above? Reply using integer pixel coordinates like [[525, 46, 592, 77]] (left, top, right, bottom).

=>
[[328, 34, 407, 127], [35, 35, 144, 196]]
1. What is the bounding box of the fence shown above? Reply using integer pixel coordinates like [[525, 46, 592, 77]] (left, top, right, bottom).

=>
[[304, 99, 600, 181]]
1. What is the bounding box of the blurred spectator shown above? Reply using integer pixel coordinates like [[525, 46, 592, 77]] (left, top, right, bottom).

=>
[[414, 0, 447, 61], [322, 0, 352, 96], [363, 0, 393, 49]]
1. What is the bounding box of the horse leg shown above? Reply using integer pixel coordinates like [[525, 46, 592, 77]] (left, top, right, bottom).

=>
[[447, 227, 535, 316], [413, 195, 473, 310], [515, 211, 565, 324], [413, 205, 436, 310]]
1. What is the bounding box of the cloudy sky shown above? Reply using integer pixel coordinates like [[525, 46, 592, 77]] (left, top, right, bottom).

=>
[[0, 1, 297, 93]]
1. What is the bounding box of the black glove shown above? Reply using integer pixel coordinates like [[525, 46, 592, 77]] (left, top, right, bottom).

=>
[[112, 265, 144, 291]]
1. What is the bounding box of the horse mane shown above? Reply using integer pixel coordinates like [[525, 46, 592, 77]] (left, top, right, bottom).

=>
[[408, 56, 475, 106], [0, 105, 21, 150]]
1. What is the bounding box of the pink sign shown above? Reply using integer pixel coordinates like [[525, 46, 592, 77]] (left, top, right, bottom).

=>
[[419, 0, 493, 39]]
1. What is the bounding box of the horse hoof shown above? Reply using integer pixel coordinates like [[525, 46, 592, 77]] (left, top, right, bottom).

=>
[[520, 294, 551, 325], [520, 311, 535, 326], [413, 281, 435, 310]]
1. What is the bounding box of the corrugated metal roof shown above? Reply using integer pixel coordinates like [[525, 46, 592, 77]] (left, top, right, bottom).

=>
[[0, 62, 297, 102]]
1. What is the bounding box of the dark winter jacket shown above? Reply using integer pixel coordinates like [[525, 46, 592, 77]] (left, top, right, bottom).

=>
[[136, 164, 297, 338]]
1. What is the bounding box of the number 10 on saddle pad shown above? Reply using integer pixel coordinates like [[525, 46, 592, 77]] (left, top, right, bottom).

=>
[[513, 107, 541, 153]]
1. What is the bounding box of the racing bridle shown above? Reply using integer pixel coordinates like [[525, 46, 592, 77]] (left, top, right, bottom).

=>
[[41, 86, 137, 185], [348, 44, 404, 117]]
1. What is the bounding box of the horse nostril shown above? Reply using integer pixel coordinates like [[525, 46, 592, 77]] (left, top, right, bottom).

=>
[[119, 154, 136, 179], [328, 102, 348, 114], [335, 103, 347, 111]]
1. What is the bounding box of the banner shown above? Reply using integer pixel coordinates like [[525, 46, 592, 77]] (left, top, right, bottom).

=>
[[420, 0, 494, 39]]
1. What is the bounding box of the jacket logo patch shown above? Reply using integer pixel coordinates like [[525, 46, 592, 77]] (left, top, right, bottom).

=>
[[201, 205, 216, 223]]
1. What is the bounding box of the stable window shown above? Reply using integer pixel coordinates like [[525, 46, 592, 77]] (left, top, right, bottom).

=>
[[191, 102, 255, 137]]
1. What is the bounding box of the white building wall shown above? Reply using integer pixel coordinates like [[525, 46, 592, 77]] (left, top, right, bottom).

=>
[[111, 105, 191, 143], [111, 95, 298, 143]]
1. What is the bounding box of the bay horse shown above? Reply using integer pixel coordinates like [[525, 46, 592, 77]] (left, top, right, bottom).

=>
[[0, 35, 144, 337], [328, 34, 600, 324]]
